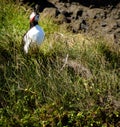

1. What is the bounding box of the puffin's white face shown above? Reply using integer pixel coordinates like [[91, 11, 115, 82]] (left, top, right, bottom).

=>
[[30, 12, 39, 22]]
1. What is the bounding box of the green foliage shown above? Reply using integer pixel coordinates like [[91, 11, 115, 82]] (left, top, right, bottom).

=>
[[0, 0, 120, 126]]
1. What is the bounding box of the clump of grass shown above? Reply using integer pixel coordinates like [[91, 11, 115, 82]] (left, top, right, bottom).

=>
[[0, 0, 120, 126]]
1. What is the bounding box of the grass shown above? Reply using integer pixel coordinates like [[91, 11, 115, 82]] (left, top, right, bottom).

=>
[[0, 0, 120, 126]]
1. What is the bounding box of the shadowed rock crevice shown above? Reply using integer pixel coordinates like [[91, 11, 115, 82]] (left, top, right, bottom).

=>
[[58, 0, 120, 7], [21, 0, 56, 12]]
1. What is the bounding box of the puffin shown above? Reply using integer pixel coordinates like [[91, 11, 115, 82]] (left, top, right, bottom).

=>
[[23, 5, 45, 54]]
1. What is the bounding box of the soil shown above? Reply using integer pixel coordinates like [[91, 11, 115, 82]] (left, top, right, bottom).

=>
[[21, 0, 120, 43]]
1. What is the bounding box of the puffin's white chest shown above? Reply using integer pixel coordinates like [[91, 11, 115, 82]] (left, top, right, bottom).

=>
[[23, 25, 45, 53]]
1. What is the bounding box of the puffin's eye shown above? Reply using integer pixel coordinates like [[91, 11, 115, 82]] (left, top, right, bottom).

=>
[[35, 15, 39, 21]]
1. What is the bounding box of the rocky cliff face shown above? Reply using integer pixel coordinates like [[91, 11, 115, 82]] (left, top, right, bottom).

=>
[[21, 0, 120, 43]]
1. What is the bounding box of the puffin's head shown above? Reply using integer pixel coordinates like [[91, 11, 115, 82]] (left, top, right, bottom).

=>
[[29, 4, 40, 28], [30, 12, 39, 23]]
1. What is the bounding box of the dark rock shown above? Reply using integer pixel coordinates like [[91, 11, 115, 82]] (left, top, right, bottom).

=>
[[62, 11, 73, 17], [55, 13, 68, 24], [21, 0, 120, 43], [71, 20, 81, 33], [101, 22, 107, 27], [57, 0, 119, 7], [80, 19, 89, 32], [116, 20, 120, 27], [76, 9, 83, 18], [114, 29, 120, 44], [42, 8, 60, 18], [21, 0, 56, 12]]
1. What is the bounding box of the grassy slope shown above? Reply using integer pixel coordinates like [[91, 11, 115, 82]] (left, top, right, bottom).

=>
[[0, 0, 120, 126]]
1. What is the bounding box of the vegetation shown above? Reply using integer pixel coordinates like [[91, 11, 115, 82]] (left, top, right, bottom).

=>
[[0, 0, 120, 126]]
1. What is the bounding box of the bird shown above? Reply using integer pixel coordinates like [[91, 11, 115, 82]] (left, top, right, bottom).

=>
[[23, 5, 45, 54]]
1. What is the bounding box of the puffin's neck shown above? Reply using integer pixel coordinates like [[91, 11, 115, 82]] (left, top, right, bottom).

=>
[[30, 21, 38, 29]]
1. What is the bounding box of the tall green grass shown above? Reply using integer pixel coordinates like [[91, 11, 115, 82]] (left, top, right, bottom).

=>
[[0, 0, 120, 126]]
